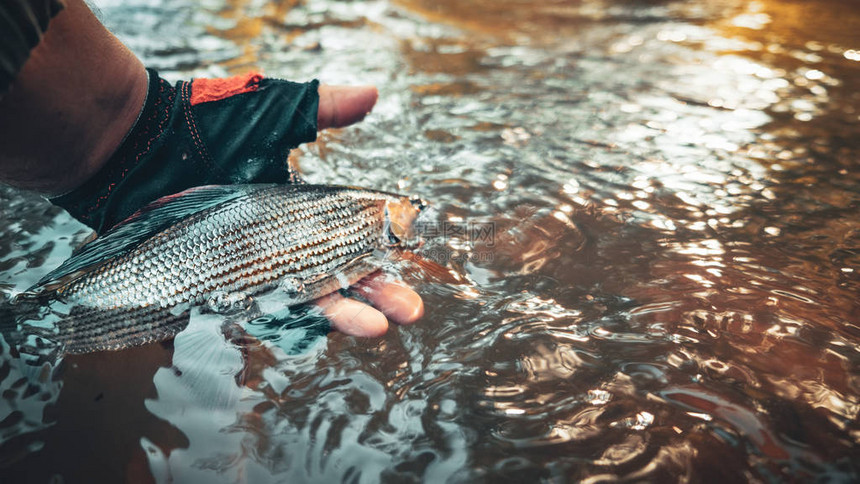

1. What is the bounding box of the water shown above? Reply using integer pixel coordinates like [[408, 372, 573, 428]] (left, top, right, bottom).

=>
[[2, 0, 859, 481]]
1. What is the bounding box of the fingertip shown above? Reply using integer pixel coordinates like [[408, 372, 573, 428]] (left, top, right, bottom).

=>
[[316, 293, 389, 337], [366, 85, 379, 107], [399, 294, 424, 325], [317, 84, 379, 129], [355, 277, 424, 325]]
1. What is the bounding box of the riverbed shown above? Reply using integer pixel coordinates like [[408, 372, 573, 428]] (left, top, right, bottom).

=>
[[1, 0, 858, 481]]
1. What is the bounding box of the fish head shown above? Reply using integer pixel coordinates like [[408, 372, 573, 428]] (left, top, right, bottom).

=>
[[382, 196, 427, 249]]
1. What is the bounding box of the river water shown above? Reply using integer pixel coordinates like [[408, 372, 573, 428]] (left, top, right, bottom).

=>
[[1, 0, 858, 482]]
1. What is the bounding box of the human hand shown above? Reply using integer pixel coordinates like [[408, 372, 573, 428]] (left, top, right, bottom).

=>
[[313, 85, 424, 336]]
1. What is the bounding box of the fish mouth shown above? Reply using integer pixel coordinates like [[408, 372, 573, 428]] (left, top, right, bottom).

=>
[[394, 233, 424, 250], [383, 196, 428, 249]]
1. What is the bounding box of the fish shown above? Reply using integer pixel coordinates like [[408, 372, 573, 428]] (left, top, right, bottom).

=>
[[8, 184, 426, 354]]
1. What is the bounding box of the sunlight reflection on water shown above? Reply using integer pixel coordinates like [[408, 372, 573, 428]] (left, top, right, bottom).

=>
[[0, 0, 858, 481]]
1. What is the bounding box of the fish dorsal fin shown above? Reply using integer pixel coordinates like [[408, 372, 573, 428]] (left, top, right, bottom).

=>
[[26, 185, 266, 295]]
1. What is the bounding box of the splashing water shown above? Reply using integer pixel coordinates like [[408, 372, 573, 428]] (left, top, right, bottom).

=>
[[1, 0, 858, 481]]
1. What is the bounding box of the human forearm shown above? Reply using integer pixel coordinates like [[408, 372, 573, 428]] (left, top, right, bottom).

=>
[[0, 0, 147, 194]]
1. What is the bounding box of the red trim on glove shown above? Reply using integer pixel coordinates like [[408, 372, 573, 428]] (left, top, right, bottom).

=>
[[190, 71, 264, 106]]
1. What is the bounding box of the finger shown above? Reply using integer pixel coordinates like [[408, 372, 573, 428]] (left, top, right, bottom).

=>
[[317, 85, 379, 130], [353, 274, 424, 325], [314, 291, 389, 337]]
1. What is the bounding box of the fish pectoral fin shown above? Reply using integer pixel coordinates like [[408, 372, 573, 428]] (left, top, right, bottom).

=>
[[168, 310, 247, 409], [302, 272, 331, 286], [298, 253, 383, 298], [300, 271, 355, 295]]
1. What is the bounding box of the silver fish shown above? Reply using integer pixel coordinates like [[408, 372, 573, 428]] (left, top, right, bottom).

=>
[[11, 184, 425, 354]]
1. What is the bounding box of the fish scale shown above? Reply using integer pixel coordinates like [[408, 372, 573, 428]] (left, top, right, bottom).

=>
[[12, 184, 424, 354], [67, 192, 379, 306]]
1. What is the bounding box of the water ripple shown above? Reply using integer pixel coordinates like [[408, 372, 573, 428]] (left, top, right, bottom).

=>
[[0, 0, 858, 481]]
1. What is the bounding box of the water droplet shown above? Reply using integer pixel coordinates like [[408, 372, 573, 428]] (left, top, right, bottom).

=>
[[206, 291, 252, 314], [279, 277, 305, 297]]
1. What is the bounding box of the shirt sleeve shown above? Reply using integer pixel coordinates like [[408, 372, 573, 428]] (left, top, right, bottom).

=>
[[0, 0, 66, 98]]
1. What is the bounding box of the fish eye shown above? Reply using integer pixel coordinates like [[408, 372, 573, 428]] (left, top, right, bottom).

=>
[[385, 223, 402, 246]]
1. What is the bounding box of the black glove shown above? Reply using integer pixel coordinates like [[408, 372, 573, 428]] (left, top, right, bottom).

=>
[[51, 68, 319, 234]]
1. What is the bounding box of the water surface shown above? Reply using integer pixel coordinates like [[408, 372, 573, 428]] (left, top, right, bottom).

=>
[[1, 0, 858, 481]]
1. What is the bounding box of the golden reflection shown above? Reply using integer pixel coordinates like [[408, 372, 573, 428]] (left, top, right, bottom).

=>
[[609, 411, 654, 430], [401, 39, 487, 76], [593, 434, 647, 466], [542, 407, 605, 444], [520, 342, 582, 381], [587, 389, 612, 405], [391, 0, 541, 41], [206, 0, 303, 72]]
